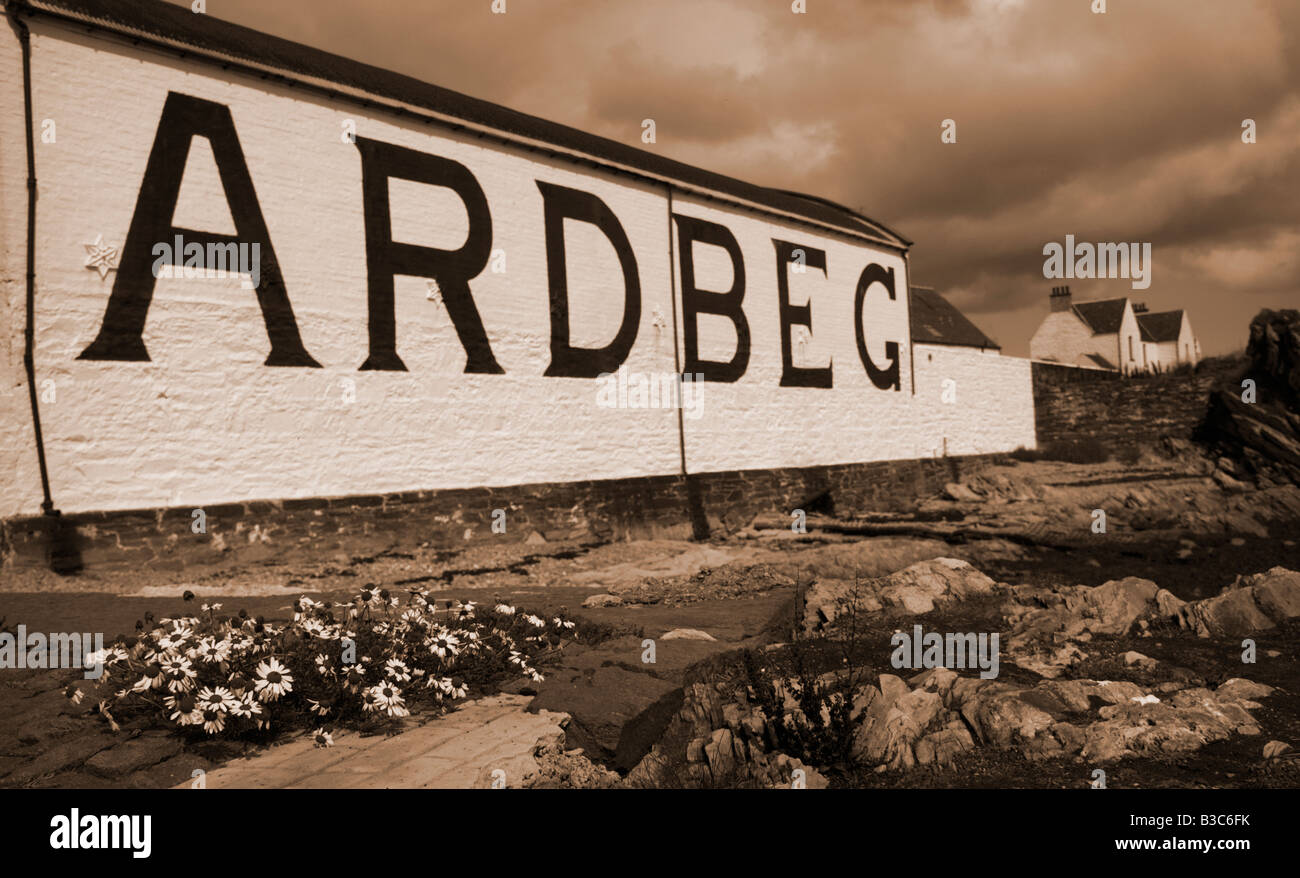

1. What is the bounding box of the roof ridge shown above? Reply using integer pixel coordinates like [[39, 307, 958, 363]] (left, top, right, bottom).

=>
[[16, 0, 910, 250]]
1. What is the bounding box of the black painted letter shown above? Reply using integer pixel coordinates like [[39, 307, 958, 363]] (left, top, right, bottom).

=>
[[773, 239, 831, 388], [355, 136, 500, 372], [537, 181, 641, 378], [854, 263, 901, 391], [674, 214, 749, 382], [79, 91, 319, 366]]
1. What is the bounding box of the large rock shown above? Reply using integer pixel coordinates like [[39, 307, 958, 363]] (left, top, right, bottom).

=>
[[1198, 309, 1300, 486], [1234, 567, 1300, 620], [914, 728, 975, 767], [1080, 686, 1265, 762], [876, 558, 996, 614], [1065, 576, 1159, 635], [1176, 587, 1276, 637], [851, 674, 933, 768], [1215, 678, 1274, 702], [961, 686, 1056, 748]]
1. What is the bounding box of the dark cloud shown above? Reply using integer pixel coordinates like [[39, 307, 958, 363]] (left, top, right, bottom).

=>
[[166, 0, 1299, 356]]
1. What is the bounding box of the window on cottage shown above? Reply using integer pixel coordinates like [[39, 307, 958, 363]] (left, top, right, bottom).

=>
[[1128, 336, 1134, 360]]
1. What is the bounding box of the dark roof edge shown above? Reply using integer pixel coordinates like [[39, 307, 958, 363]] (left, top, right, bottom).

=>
[[13, 0, 911, 252], [912, 338, 1002, 350]]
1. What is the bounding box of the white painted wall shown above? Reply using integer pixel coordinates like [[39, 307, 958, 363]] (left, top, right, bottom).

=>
[[912, 343, 1037, 457], [1117, 304, 1141, 375], [0, 21, 1039, 519], [671, 195, 916, 472], [0, 23, 43, 519]]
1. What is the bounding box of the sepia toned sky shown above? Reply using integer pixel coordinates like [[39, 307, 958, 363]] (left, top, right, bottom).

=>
[[169, 0, 1299, 356]]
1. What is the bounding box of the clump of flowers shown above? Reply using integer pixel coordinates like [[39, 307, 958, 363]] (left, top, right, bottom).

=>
[[74, 589, 584, 740]]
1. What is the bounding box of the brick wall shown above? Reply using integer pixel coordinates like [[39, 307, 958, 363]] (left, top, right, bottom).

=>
[[1031, 358, 1241, 451]]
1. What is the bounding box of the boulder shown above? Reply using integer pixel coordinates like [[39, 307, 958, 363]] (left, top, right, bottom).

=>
[[1068, 576, 1159, 635], [1122, 651, 1158, 670], [914, 728, 975, 767], [1177, 588, 1275, 637], [1263, 740, 1291, 759], [943, 482, 982, 502], [1235, 567, 1300, 621], [961, 686, 1055, 748], [1215, 678, 1274, 702], [661, 628, 716, 642], [876, 558, 996, 614], [1198, 309, 1300, 486], [582, 593, 623, 608]]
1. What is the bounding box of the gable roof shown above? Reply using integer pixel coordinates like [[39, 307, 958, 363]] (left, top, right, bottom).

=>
[[16, 0, 909, 251], [909, 287, 1001, 349], [1071, 298, 1129, 335], [1136, 310, 1185, 343]]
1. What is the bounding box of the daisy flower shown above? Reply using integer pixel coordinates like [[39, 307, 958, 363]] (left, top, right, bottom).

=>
[[157, 624, 193, 651], [196, 686, 240, 714], [64, 685, 84, 705], [307, 698, 333, 717], [254, 657, 294, 702], [132, 663, 165, 692], [229, 693, 263, 718], [368, 682, 409, 718], [163, 659, 198, 693], [384, 658, 411, 682], [200, 708, 225, 735], [194, 637, 231, 664], [312, 728, 335, 748], [494, 603, 516, 615], [166, 694, 201, 726], [343, 663, 368, 691], [425, 629, 460, 659]]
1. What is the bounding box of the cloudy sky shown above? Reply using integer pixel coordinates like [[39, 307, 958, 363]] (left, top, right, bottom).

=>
[[172, 0, 1299, 356]]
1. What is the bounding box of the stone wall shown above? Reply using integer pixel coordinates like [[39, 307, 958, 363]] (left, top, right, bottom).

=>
[[1031, 358, 1241, 452], [1, 453, 992, 572]]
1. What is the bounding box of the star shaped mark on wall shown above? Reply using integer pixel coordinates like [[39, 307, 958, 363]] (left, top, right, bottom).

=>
[[83, 234, 120, 280]]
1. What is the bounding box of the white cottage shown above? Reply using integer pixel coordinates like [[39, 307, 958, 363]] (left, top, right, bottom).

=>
[[1029, 286, 1199, 374]]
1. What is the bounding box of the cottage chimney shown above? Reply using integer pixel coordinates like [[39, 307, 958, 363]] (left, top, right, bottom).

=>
[[1050, 285, 1072, 312]]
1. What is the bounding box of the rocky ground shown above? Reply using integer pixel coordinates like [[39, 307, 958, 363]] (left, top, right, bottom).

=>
[[2, 436, 1298, 789]]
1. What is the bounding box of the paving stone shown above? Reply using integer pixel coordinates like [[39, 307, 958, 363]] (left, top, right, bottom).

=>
[[179, 695, 568, 789], [84, 734, 184, 778], [126, 753, 213, 789], [4, 732, 117, 785]]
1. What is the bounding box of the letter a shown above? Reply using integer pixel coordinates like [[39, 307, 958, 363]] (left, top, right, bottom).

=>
[[79, 92, 319, 366]]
